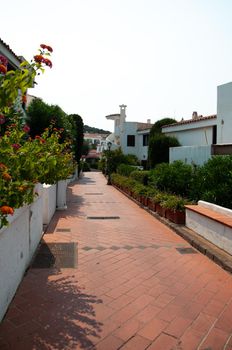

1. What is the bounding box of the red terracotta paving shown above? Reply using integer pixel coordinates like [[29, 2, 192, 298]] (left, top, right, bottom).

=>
[[0, 171, 232, 349]]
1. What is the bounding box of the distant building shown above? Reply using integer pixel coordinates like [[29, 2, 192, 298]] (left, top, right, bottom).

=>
[[106, 105, 153, 167], [84, 133, 110, 153]]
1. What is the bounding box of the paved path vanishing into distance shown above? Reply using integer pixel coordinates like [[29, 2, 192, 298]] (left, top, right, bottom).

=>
[[1, 171, 232, 350]]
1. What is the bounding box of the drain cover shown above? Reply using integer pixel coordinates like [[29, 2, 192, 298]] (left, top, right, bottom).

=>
[[87, 216, 120, 220], [85, 193, 103, 195], [176, 247, 197, 254], [56, 228, 71, 232], [32, 242, 77, 268]]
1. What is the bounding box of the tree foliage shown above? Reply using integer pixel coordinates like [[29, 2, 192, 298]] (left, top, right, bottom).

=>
[[69, 114, 84, 163], [148, 134, 180, 167], [149, 118, 177, 138]]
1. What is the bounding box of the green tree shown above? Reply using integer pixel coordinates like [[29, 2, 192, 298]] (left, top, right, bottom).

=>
[[69, 114, 84, 163], [148, 117, 179, 168], [149, 118, 177, 137], [148, 134, 180, 167], [26, 98, 51, 137]]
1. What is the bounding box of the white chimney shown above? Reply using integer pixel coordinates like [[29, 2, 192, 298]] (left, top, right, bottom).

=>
[[192, 111, 198, 119]]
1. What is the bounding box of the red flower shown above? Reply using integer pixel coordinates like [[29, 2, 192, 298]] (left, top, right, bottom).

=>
[[0, 206, 14, 215], [46, 46, 53, 53], [35, 135, 41, 140], [0, 64, 7, 74], [2, 173, 12, 181], [0, 114, 5, 125], [0, 55, 8, 66], [40, 44, 47, 49], [12, 143, 21, 150], [34, 55, 44, 64], [0, 163, 7, 171], [22, 125, 30, 133], [22, 95, 27, 103], [43, 58, 52, 68]]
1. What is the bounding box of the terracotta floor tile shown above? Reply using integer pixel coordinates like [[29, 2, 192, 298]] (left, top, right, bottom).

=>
[[138, 318, 169, 341], [199, 327, 230, 350], [165, 316, 193, 338], [147, 333, 178, 350], [120, 335, 151, 350]]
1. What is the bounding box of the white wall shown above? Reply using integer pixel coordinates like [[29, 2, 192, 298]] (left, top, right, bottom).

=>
[[120, 122, 139, 157], [217, 82, 232, 143], [43, 184, 57, 225], [170, 145, 212, 165]]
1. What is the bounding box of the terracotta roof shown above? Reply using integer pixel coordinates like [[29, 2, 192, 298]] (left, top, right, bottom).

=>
[[162, 115, 217, 129], [137, 123, 153, 131], [0, 37, 22, 62]]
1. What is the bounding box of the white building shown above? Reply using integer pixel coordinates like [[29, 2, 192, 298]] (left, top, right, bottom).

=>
[[106, 105, 153, 166], [162, 82, 232, 165]]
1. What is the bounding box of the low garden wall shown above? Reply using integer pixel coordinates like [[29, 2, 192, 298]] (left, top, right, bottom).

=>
[[185, 200, 232, 255], [0, 175, 75, 321], [0, 186, 44, 321]]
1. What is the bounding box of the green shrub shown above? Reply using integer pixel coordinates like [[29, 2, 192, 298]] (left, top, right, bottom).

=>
[[148, 134, 180, 167], [149, 161, 193, 196], [160, 194, 191, 212], [130, 170, 149, 185], [81, 161, 91, 172], [117, 164, 136, 177], [196, 155, 232, 208]]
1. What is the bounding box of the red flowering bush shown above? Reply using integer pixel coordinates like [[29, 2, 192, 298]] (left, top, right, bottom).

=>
[[0, 45, 75, 229]]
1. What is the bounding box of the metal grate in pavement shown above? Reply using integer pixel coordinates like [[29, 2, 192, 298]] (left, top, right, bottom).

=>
[[85, 193, 103, 195], [32, 242, 77, 268], [56, 228, 71, 232], [176, 247, 198, 254], [87, 216, 120, 220]]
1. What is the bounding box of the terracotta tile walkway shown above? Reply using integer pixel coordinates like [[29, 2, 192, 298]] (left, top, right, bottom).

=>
[[1, 172, 232, 349]]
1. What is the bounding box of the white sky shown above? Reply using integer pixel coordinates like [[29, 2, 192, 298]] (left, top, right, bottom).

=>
[[2, 0, 232, 131]]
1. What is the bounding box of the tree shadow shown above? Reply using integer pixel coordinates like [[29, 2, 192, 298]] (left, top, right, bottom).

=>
[[0, 269, 103, 349]]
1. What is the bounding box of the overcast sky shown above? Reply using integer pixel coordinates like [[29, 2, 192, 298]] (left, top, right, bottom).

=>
[[2, 0, 232, 131]]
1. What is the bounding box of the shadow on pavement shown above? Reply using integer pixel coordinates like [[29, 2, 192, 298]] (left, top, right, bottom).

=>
[[0, 270, 103, 349]]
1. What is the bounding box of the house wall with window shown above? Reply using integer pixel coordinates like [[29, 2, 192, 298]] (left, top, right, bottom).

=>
[[164, 82, 232, 165]]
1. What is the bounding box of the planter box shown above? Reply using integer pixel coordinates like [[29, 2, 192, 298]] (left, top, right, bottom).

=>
[[147, 198, 156, 211], [156, 203, 166, 217], [165, 209, 185, 224]]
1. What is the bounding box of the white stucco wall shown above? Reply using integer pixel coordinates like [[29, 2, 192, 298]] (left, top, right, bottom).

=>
[[43, 184, 57, 225], [170, 145, 212, 165], [186, 201, 232, 255], [217, 82, 232, 144], [163, 123, 215, 147], [120, 122, 139, 157], [0, 184, 44, 322]]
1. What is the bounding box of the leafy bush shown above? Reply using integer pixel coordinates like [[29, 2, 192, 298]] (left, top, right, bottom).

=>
[[130, 170, 149, 185], [81, 161, 91, 172], [160, 194, 191, 212], [117, 164, 135, 177], [196, 155, 232, 208], [149, 161, 193, 196]]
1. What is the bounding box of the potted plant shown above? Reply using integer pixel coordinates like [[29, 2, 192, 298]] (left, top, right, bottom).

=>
[[161, 195, 190, 224]]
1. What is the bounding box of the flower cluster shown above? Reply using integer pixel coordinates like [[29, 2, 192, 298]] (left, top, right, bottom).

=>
[[0, 55, 8, 75], [34, 44, 53, 68], [0, 121, 75, 228]]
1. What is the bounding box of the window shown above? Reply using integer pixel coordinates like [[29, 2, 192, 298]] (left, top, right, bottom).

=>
[[127, 135, 135, 147], [143, 134, 149, 146]]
